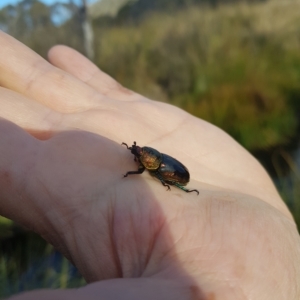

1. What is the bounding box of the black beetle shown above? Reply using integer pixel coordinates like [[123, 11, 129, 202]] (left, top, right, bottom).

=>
[[122, 141, 199, 195]]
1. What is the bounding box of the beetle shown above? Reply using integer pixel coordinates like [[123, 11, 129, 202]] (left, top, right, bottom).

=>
[[122, 141, 199, 195]]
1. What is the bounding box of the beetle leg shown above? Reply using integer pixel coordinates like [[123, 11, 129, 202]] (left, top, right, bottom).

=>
[[123, 165, 145, 177], [173, 183, 199, 195], [160, 181, 171, 191], [153, 172, 171, 191]]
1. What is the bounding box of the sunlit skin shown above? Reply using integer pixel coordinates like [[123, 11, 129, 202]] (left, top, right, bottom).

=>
[[0, 31, 299, 300]]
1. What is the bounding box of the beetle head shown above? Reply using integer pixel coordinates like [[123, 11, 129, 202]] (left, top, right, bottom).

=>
[[130, 141, 143, 158], [123, 141, 161, 170]]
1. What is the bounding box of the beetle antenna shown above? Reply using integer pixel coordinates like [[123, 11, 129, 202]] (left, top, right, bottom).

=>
[[121, 142, 131, 150]]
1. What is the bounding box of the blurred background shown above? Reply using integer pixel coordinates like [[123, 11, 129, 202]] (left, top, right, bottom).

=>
[[0, 0, 300, 296]]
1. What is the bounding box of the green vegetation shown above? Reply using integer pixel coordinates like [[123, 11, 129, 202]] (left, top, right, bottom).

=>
[[95, 0, 300, 150], [271, 149, 300, 232], [0, 231, 85, 298]]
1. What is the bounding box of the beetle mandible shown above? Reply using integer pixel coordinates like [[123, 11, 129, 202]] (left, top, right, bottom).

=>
[[122, 141, 199, 195]]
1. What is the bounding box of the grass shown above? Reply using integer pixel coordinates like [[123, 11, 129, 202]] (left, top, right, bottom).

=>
[[94, 0, 300, 151], [0, 231, 85, 298]]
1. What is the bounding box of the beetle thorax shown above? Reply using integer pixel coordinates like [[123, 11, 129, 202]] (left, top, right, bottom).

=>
[[139, 147, 162, 170]]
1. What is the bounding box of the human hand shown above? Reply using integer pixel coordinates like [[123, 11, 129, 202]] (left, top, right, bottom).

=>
[[0, 31, 299, 299]]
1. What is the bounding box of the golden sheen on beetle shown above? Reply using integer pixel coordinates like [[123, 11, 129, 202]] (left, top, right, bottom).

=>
[[122, 141, 199, 195]]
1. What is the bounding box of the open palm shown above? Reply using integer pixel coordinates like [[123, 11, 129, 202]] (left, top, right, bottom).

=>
[[0, 31, 299, 300]]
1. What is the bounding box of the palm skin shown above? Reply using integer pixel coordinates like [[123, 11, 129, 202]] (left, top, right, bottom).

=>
[[0, 31, 299, 300]]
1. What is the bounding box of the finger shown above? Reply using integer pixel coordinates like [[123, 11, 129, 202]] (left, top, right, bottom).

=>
[[0, 87, 63, 139], [0, 118, 42, 228], [48, 45, 120, 91], [0, 84, 152, 144], [0, 32, 103, 113], [8, 278, 194, 300], [48, 45, 142, 102]]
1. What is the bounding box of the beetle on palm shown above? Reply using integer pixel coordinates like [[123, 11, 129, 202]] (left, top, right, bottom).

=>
[[122, 141, 199, 195]]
